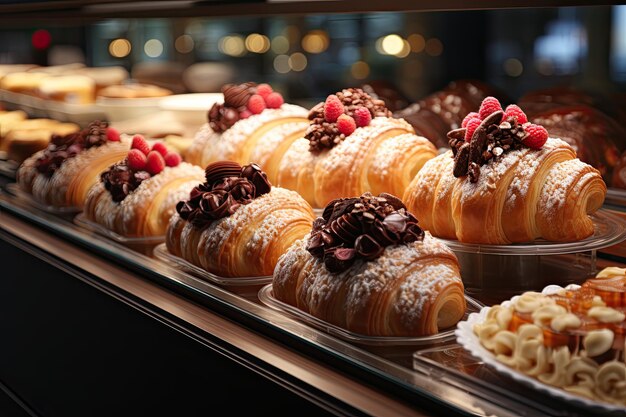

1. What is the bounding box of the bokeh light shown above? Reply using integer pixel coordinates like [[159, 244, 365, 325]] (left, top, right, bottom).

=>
[[302, 30, 329, 54], [144, 39, 164, 58], [407, 34, 425, 53], [425, 38, 444, 56], [504, 58, 524, 76], [32, 29, 51, 50], [271, 35, 290, 54], [288, 52, 307, 71], [245, 33, 270, 53], [273, 54, 290, 73], [219, 35, 246, 56], [351, 61, 370, 79], [109, 38, 131, 58], [175, 34, 194, 53], [381, 34, 404, 55]]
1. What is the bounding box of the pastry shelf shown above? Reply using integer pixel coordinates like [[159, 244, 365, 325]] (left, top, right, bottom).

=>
[[1, 181, 624, 416]]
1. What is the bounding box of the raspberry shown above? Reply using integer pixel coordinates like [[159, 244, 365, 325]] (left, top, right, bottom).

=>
[[478, 96, 503, 120], [239, 109, 252, 119], [523, 124, 548, 149], [164, 152, 182, 167], [461, 112, 479, 128], [106, 127, 120, 142], [131, 135, 150, 155], [127, 149, 147, 171], [503, 104, 528, 124], [353, 107, 372, 127], [464, 117, 482, 142], [264, 92, 284, 109], [336, 114, 356, 136], [151, 141, 168, 157], [145, 150, 165, 175], [256, 83, 273, 98], [323, 94, 344, 123], [247, 94, 266, 114]]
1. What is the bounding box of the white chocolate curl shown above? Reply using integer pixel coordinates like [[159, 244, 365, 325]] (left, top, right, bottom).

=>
[[583, 329, 615, 357], [550, 313, 582, 332], [596, 267, 626, 279], [588, 306, 626, 324], [514, 292, 554, 314]]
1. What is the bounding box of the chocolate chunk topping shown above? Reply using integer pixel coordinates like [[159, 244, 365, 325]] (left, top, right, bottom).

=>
[[207, 82, 258, 133], [36, 120, 110, 177], [176, 161, 272, 228], [306, 192, 424, 273], [448, 110, 528, 183], [306, 88, 391, 154], [101, 162, 150, 202]]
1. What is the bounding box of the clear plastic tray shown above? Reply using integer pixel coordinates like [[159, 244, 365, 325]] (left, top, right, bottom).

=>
[[73, 212, 165, 245], [453, 284, 626, 414], [440, 209, 626, 255], [257, 283, 484, 346], [152, 242, 272, 291], [5, 182, 82, 215]]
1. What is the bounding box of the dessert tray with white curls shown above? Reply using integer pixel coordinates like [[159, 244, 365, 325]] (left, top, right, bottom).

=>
[[456, 266, 626, 412]]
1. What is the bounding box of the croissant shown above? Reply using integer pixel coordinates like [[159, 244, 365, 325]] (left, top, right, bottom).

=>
[[403, 98, 607, 244], [16, 121, 129, 208], [272, 193, 466, 337], [166, 161, 315, 277], [184, 83, 308, 180], [85, 158, 205, 237], [279, 119, 437, 208]]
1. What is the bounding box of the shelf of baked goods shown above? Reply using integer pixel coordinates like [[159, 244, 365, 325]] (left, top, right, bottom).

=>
[[0, 0, 623, 21], [2, 80, 626, 415]]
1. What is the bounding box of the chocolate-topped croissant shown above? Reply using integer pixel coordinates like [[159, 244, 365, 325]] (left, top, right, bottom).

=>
[[273, 193, 466, 337], [166, 161, 315, 277]]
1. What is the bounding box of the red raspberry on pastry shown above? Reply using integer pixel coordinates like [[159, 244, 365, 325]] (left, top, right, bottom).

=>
[[131, 135, 151, 155], [106, 127, 120, 142], [503, 104, 528, 124], [478, 96, 503, 120], [461, 112, 479, 128], [164, 152, 182, 167], [324, 94, 344, 123], [337, 114, 356, 136], [523, 124, 548, 149], [265, 92, 284, 109], [353, 107, 372, 127], [464, 117, 482, 142], [256, 83, 273, 98], [239, 109, 252, 119], [151, 142, 168, 157], [247, 94, 266, 114], [145, 150, 165, 175], [127, 149, 147, 171]]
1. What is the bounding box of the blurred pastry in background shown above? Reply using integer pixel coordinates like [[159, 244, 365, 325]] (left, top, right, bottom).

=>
[[182, 62, 235, 93], [38, 74, 96, 104], [74, 66, 129, 94], [0, 64, 39, 79], [4, 122, 79, 163], [529, 105, 626, 183], [611, 150, 626, 189], [361, 79, 411, 112], [0, 71, 49, 96], [27, 63, 86, 75], [394, 79, 500, 149], [0, 110, 28, 136], [131, 61, 186, 94], [97, 83, 172, 99]]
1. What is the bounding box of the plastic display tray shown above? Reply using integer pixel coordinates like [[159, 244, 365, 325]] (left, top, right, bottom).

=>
[[74, 213, 165, 245]]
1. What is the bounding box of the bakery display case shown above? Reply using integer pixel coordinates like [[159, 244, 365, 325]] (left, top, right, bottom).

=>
[[2, 1, 626, 416]]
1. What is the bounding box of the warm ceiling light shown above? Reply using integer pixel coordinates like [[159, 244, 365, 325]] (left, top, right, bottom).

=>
[[302, 30, 329, 54], [219, 35, 246, 56], [273, 54, 290, 73], [175, 34, 194, 54], [144, 39, 164, 58], [271, 35, 290, 54], [109, 38, 131, 58], [245, 33, 270, 53], [381, 34, 404, 56], [350, 61, 370, 79], [288, 52, 307, 71]]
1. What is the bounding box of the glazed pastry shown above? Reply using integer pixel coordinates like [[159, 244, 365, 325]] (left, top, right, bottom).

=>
[[404, 97, 606, 244], [276, 88, 437, 208], [0, 72, 49, 96], [84, 136, 204, 237], [166, 161, 315, 277], [273, 193, 466, 337], [473, 266, 626, 406], [185, 82, 309, 180], [96, 83, 172, 99], [17, 121, 129, 208]]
